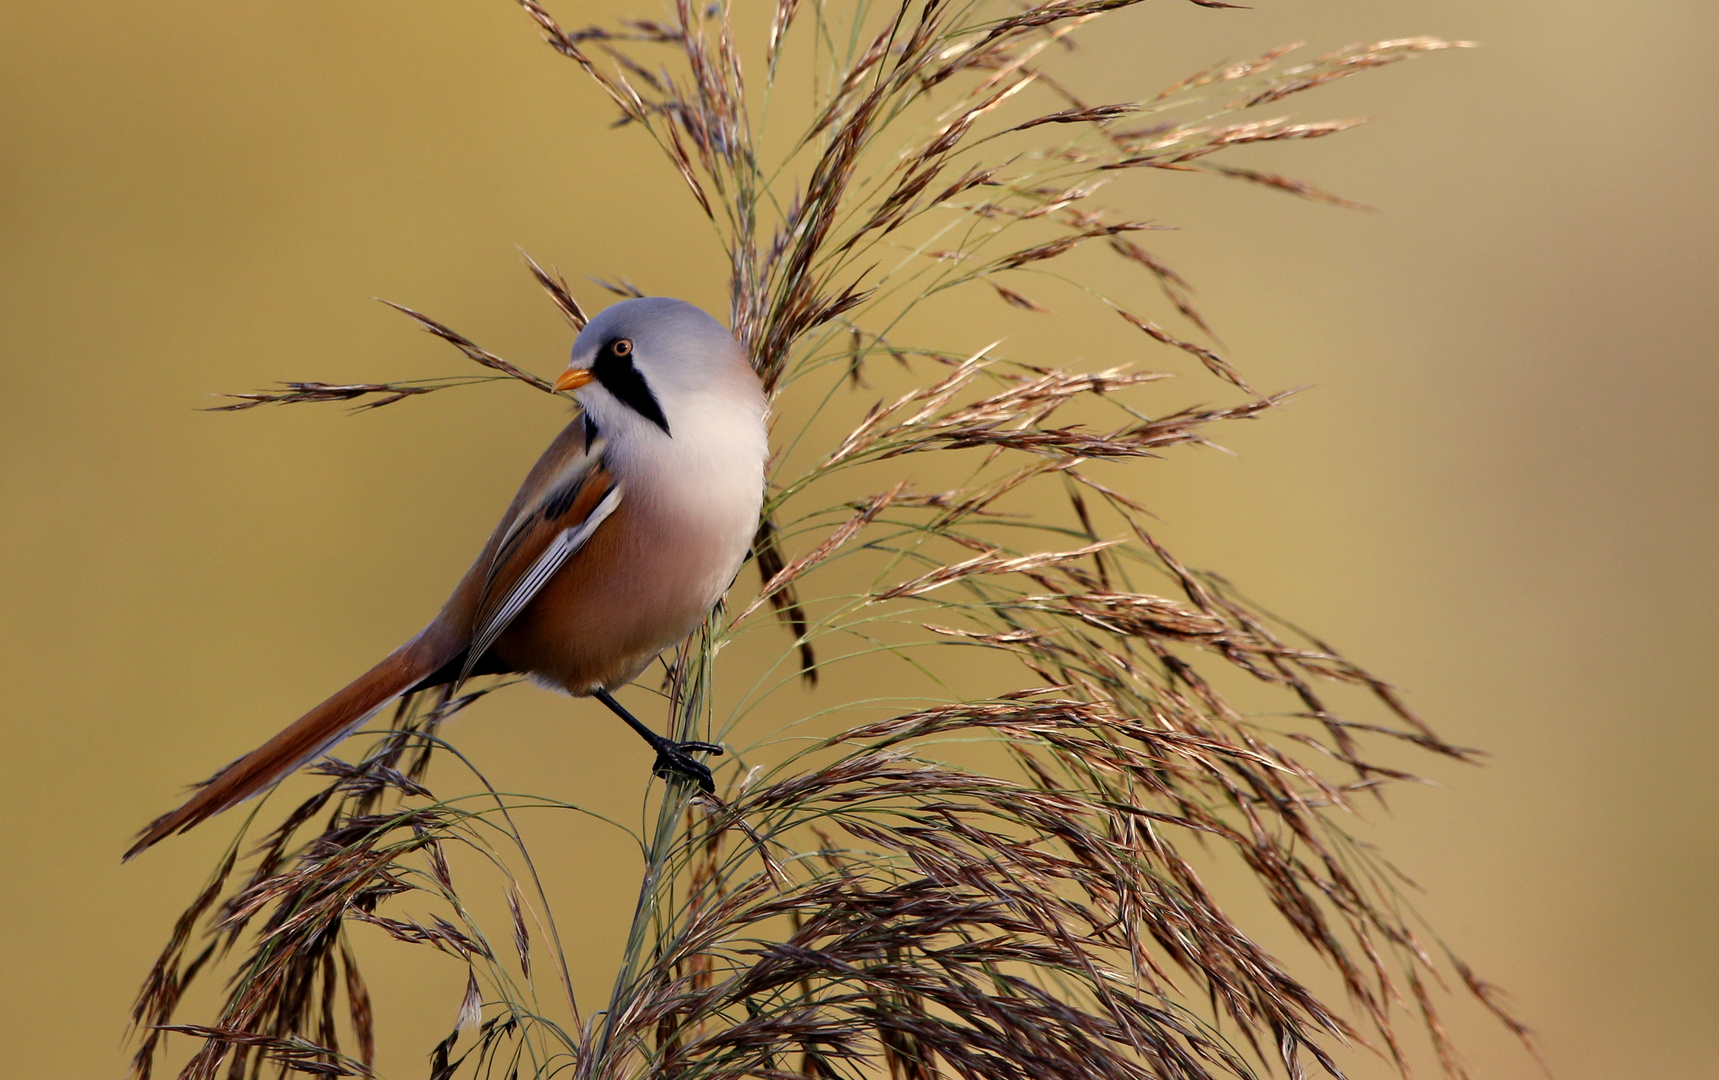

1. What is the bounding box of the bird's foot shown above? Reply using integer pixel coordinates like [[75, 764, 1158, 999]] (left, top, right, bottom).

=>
[[650, 739, 724, 793]]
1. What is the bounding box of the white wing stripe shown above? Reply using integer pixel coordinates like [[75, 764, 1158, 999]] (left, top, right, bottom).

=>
[[458, 485, 623, 686], [487, 437, 605, 577]]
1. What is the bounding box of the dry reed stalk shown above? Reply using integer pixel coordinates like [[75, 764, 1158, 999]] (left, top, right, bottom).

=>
[[131, 4, 1526, 1080]]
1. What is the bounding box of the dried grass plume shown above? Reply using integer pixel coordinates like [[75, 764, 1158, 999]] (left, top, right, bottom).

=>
[[131, 4, 1523, 1080]]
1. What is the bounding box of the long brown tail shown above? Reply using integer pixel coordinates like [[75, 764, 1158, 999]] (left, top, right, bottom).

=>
[[124, 640, 445, 860]]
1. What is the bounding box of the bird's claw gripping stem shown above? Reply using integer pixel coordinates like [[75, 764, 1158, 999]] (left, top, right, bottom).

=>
[[592, 687, 723, 794], [650, 739, 724, 793]]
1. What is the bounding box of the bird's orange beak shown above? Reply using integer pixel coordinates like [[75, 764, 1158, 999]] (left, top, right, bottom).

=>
[[553, 367, 596, 393]]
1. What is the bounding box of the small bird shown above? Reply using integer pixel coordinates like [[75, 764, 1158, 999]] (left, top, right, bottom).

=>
[[126, 297, 767, 859]]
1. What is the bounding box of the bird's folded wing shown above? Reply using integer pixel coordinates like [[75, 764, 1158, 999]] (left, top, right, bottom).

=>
[[123, 418, 621, 859], [458, 437, 621, 685]]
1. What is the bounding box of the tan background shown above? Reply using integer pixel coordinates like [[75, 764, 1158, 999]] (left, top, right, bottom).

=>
[[2, 1, 1715, 1077]]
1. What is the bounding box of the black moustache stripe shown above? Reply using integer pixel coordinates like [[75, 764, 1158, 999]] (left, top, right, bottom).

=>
[[593, 342, 671, 435]]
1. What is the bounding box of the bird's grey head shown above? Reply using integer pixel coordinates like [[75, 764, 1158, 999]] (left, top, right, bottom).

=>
[[555, 297, 759, 440]]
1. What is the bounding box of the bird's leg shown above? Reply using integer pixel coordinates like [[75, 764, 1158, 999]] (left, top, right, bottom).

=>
[[591, 687, 723, 793]]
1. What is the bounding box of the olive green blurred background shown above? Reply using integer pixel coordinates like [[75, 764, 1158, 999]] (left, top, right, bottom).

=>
[[3, 1, 1715, 1077]]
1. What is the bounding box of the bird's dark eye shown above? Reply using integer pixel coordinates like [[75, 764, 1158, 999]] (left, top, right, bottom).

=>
[[612, 338, 633, 357]]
